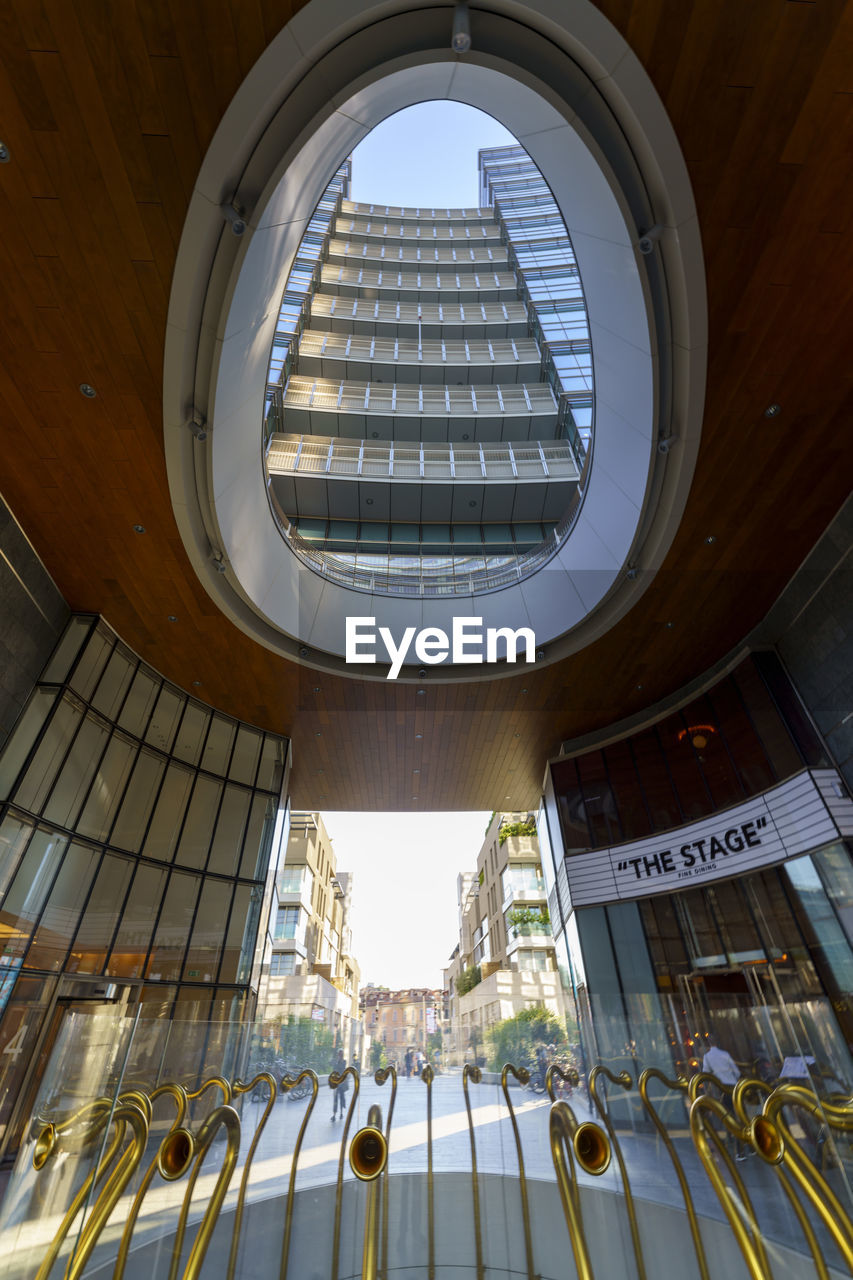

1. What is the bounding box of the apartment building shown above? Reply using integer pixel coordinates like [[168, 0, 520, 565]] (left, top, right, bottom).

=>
[[444, 811, 571, 1061], [257, 812, 361, 1052], [359, 985, 442, 1059]]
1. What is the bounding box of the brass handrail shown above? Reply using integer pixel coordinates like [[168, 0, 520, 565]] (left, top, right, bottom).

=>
[[501, 1063, 536, 1280], [349, 1104, 388, 1280], [638, 1067, 709, 1280], [374, 1065, 397, 1280], [114, 1082, 189, 1280], [421, 1064, 436, 1279], [589, 1065, 646, 1280], [278, 1069, 319, 1280], [329, 1065, 360, 1280], [462, 1064, 485, 1280], [549, 1100, 610, 1280], [66, 1101, 150, 1280], [226, 1073, 278, 1280]]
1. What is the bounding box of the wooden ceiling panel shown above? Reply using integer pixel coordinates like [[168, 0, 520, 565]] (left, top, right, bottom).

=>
[[0, 0, 851, 812]]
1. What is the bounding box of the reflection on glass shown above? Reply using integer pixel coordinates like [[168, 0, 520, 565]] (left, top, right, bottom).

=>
[[183, 879, 232, 982], [207, 785, 250, 876], [0, 688, 57, 803], [146, 871, 200, 982], [76, 730, 136, 842], [107, 862, 167, 978], [69, 852, 134, 973], [14, 693, 84, 815], [110, 748, 165, 852], [1, 830, 68, 959], [142, 762, 194, 862], [26, 843, 99, 971]]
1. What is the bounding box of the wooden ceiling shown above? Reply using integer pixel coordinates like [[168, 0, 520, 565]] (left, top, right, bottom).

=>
[[0, 0, 851, 811]]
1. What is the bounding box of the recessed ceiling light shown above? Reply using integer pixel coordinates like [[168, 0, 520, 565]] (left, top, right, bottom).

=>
[[366, 498, 374, 505], [167, 615, 177, 622], [313, 686, 320, 692], [317, 769, 324, 774], [468, 500, 477, 507], [0, 142, 10, 163], [764, 403, 781, 418], [315, 731, 322, 737], [79, 383, 97, 398], [133, 524, 145, 534], [636, 683, 644, 690], [417, 689, 425, 695], [705, 535, 716, 544], [371, 431, 379, 438], [514, 733, 520, 738], [192, 680, 201, 686], [415, 733, 423, 739], [665, 621, 674, 629]]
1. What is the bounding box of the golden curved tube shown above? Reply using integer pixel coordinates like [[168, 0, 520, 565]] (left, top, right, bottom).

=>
[[462, 1065, 485, 1280], [186, 1074, 232, 1104], [421, 1064, 435, 1280], [119, 1088, 154, 1124], [546, 1063, 579, 1102], [166, 1096, 240, 1280], [549, 1101, 605, 1280], [689, 1094, 771, 1280], [687, 1070, 735, 1103], [225, 1073, 278, 1280], [762, 1086, 853, 1264], [589, 1066, 646, 1280], [65, 1102, 150, 1280], [179, 1105, 242, 1280], [114, 1083, 189, 1280], [349, 1105, 387, 1280], [638, 1067, 709, 1280], [501, 1064, 536, 1280], [278, 1069, 319, 1280], [329, 1065, 360, 1280], [34, 1110, 124, 1280], [374, 1065, 397, 1280]]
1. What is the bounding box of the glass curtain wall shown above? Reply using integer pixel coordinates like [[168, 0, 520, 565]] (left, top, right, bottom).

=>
[[0, 615, 289, 1159]]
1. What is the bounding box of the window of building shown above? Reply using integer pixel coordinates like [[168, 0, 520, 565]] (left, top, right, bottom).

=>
[[274, 905, 299, 940], [517, 948, 550, 971], [270, 952, 295, 976]]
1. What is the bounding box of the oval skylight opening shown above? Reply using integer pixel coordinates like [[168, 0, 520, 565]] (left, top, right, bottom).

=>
[[264, 102, 593, 599]]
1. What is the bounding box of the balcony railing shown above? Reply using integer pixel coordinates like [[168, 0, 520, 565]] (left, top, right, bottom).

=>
[[294, 329, 541, 371], [335, 217, 502, 243], [308, 294, 530, 330], [275, 377, 558, 420], [326, 239, 508, 267], [319, 263, 518, 295], [267, 433, 579, 483]]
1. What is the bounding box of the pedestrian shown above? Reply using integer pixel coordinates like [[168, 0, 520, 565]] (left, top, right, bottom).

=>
[[331, 1049, 349, 1120], [405, 1047, 413, 1078]]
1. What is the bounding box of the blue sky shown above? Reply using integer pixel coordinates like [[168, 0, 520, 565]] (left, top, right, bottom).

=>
[[350, 101, 515, 207]]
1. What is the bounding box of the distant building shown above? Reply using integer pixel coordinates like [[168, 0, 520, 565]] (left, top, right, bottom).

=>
[[359, 985, 442, 1059], [257, 812, 362, 1057], [444, 811, 573, 1062]]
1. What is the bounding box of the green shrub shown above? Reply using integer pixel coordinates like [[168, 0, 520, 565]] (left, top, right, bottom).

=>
[[498, 819, 537, 845], [485, 1004, 567, 1071], [456, 964, 482, 996]]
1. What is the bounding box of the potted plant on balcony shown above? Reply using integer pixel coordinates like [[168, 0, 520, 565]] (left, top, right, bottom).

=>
[[507, 906, 550, 937]]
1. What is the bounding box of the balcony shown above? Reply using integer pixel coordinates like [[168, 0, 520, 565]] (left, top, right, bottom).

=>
[[293, 329, 541, 384], [306, 294, 530, 339]]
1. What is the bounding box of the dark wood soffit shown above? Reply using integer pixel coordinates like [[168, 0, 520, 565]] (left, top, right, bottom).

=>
[[0, 0, 851, 812]]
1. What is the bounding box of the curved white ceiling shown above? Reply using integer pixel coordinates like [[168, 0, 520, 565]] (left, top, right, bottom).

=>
[[164, 0, 706, 682]]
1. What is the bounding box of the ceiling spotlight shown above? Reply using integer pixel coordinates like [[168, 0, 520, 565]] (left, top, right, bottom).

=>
[[535, 648, 545, 661], [133, 524, 145, 534], [0, 142, 10, 163], [665, 621, 674, 629], [366, 497, 374, 505], [705, 534, 717, 545], [451, 2, 472, 53], [79, 383, 97, 398], [211, 552, 227, 574], [638, 224, 664, 255], [415, 733, 423, 739], [417, 689, 426, 695], [167, 615, 178, 622], [299, 646, 309, 657], [636, 682, 644, 690], [417, 667, 427, 679], [764, 403, 781, 418], [187, 414, 207, 441], [192, 680, 201, 687], [468, 500, 477, 507], [313, 686, 321, 693], [626, 565, 639, 581], [221, 201, 247, 236]]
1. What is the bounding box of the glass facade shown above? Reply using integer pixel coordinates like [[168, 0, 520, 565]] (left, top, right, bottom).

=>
[[0, 616, 289, 1158], [545, 652, 853, 1095]]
